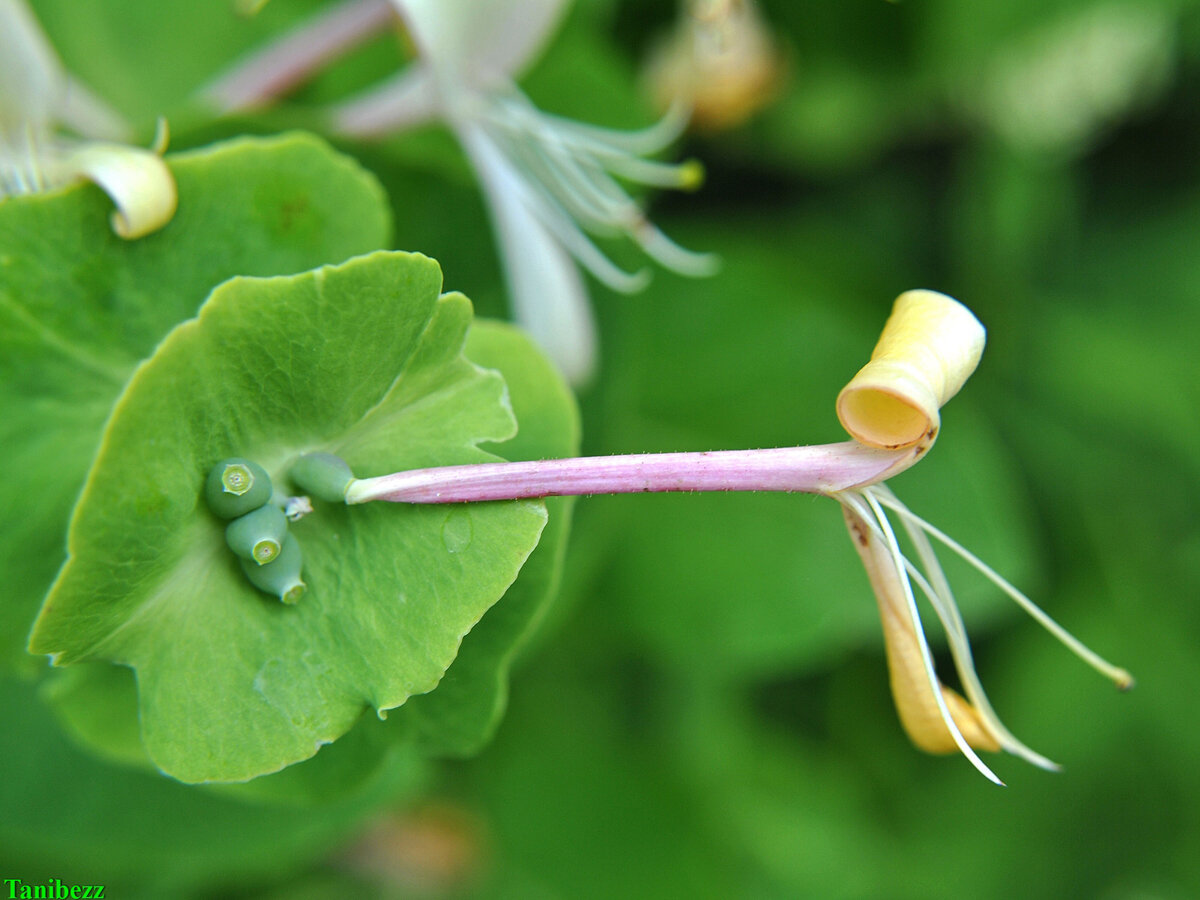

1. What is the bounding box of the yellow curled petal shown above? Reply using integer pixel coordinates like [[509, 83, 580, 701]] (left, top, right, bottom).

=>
[[837, 290, 986, 450], [63, 140, 177, 239]]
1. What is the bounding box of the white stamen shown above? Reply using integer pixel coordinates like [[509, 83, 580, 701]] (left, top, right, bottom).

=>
[[494, 143, 652, 292], [602, 153, 704, 190], [503, 128, 637, 232], [870, 490, 1134, 690], [477, 85, 712, 286], [548, 99, 692, 156], [870, 486, 1061, 771], [633, 218, 720, 276]]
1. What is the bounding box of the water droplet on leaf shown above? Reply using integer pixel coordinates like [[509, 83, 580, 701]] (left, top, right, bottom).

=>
[[441, 508, 473, 553]]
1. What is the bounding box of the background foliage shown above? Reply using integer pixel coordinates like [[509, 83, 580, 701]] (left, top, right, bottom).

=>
[[5, 0, 1200, 896]]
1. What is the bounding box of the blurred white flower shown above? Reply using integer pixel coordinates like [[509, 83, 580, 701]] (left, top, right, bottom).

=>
[[205, 0, 714, 384], [976, 1, 1175, 156], [344, 0, 716, 384], [0, 0, 176, 239]]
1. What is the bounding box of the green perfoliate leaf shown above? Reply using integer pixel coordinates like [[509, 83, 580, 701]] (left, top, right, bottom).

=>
[[29, 251, 550, 784], [41, 316, 580, 803], [0, 131, 391, 673]]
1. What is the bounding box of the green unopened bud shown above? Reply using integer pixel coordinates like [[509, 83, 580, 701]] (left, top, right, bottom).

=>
[[240, 533, 305, 604], [290, 453, 356, 503], [205, 458, 273, 519], [225, 503, 288, 565]]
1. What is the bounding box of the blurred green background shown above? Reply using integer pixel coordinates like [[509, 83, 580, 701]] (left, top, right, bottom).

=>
[[5, 0, 1200, 896]]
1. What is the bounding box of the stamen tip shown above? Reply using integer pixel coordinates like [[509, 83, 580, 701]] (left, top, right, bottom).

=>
[[1114, 669, 1135, 691], [974, 759, 1006, 786], [679, 158, 705, 191], [686, 251, 722, 277]]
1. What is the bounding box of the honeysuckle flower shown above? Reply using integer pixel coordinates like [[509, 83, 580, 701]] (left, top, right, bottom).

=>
[[644, 0, 785, 132], [0, 0, 176, 238], [830, 290, 1132, 783], [203, 0, 715, 384], [272, 288, 1129, 781]]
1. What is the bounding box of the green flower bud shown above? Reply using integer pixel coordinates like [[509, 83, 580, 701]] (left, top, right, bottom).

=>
[[225, 503, 288, 565], [290, 452, 356, 504], [205, 458, 273, 519], [240, 533, 306, 604]]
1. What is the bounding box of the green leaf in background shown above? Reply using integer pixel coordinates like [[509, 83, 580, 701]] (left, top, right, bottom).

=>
[[30, 0, 352, 126], [40, 660, 411, 808], [0, 674, 425, 897], [29, 252, 551, 784], [39, 663, 147, 771], [0, 131, 391, 674]]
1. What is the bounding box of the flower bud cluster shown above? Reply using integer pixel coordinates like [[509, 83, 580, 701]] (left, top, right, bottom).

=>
[[204, 459, 306, 604]]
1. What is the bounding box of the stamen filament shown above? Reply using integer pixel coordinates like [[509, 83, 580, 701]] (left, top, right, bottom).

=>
[[548, 100, 692, 156], [602, 154, 705, 190], [871, 491, 1134, 690], [459, 125, 652, 292], [519, 180, 652, 291], [875, 492, 1062, 771], [504, 131, 636, 233], [633, 219, 721, 276]]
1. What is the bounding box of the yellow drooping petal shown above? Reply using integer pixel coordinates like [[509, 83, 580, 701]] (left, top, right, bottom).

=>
[[876, 585, 1001, 754], [837, 290, 986, 451], [843, 505, 1000, 756]]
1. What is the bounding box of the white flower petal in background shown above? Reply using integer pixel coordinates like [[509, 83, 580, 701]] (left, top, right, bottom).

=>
[[462, 123, 596, 385], [203, 0, 396, 113], [392, 0, 568, 90], [0, 0, 61, 134], [331, 66, 439, 135], [0, 0, 176, 239]]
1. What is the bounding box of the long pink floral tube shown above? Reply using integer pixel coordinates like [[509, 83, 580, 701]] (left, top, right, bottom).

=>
[[345, 441, 917, 504]]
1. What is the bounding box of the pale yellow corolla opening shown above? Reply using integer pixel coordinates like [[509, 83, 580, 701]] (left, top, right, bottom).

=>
[[837, 290, 986, 451]]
